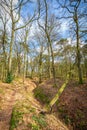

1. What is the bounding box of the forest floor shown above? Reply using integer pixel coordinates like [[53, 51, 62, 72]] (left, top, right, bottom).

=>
[[0, 78, 68, 130], [34, 78, 87, 130]]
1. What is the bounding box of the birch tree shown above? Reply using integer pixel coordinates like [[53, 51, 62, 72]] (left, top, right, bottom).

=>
[[0, 0, 38, 82], [0, 11, 9, 80], [38, 0, 60, 86], [56, 0, 87, 83]]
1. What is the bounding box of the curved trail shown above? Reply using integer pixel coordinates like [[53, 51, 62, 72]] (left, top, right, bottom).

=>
[[0, 79, 68, 130], [0, 86, 17, 130]]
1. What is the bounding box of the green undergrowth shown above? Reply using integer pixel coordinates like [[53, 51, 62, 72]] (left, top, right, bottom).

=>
[[9, 100, 48, 130], [34, 87, 50, 104], [32, 114, 47, 128], [5, 72, 14, 83], [9, 107, 24, 130], [27, 114, 47, 130], [14, 101, 36, 114], [27, 123, 40, 130]]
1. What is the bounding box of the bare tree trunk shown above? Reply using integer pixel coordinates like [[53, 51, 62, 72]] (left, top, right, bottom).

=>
[[23, 51, 26, 83], [8, 24, 15, 73], [50, 42, 56, 86], [74, 12, 83, 84], [46, 33, 56, 86], [47, 43, 51, 79], [2, 31, 7, 69], [23, 28, 29, 83], [26, 53, 29, 77], [0, 15, 8, 80], [44, 0, 56, 84], [2, 27, 7, 80], [39, 55, 42, 83]]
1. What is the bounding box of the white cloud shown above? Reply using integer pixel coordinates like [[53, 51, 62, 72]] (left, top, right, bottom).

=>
[[61, 21, 68, 32]]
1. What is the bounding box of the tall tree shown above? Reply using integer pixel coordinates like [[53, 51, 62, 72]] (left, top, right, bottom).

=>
[[56, 0, 87, 83], [0, 11, 9, 80], [33, 30, 46, 83], [38, 0, 60, 86], [0, 0, 37, 81]]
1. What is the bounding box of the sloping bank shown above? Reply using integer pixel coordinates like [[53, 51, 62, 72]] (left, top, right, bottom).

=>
[[33, 78, 87, 130]]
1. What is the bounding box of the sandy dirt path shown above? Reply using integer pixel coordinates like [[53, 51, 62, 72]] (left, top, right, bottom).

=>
[[0, 79, 68, 130]]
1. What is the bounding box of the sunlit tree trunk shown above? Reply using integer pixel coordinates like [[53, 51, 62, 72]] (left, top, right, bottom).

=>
[[0, 14, 8, 80], [26, 53, 29, 77], [23, 51, 26, 83], [47, 43, 51, 79], [38, 45, 43, 83], [23, 28, 29, 83], [49, 39, 56, 86], [39, 53, 42, 83], [8, 23, 15, 73], [41, 72, 70, 113], [44, 0, 56, 85], [2, 29, 7, 70], [49, 73, 70, 108]]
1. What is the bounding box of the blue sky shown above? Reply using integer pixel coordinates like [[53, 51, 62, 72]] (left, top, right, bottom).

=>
[[20, 0, 87, 41], [21, 1, 37, 18]]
